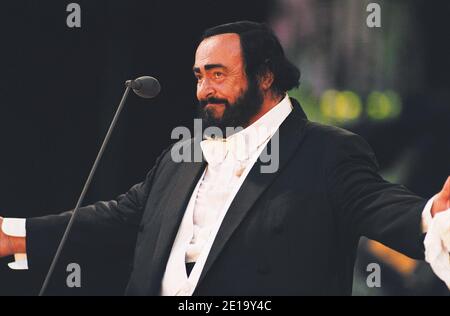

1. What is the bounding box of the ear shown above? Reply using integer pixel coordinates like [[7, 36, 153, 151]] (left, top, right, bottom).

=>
[[258, 70, 275, 91]]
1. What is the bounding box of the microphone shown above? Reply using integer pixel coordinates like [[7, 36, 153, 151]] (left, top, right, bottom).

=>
[[39, 76, 160, 296], [126, 76, 161, 99]]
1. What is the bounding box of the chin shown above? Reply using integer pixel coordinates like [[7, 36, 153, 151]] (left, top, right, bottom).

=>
[[206, 108, 225, 120]]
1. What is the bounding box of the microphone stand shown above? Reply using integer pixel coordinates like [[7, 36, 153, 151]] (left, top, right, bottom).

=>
[[39, 84, 132, 296]]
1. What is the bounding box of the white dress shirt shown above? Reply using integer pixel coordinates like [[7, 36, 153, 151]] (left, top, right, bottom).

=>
[[2, 94, 450, 292]]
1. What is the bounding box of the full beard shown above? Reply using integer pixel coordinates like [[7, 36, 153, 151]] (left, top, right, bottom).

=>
[[197, 78, 264, 138]]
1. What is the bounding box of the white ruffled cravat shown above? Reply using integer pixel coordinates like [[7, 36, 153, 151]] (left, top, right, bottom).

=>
[[200, 125, 272, 168]]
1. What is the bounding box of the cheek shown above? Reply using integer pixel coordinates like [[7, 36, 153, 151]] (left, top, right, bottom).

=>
[[222, 79, 247, 103], [230, 86, 247, 104]]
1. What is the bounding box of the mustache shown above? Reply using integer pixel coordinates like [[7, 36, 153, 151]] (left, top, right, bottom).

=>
[[199, 97, 230, 108]]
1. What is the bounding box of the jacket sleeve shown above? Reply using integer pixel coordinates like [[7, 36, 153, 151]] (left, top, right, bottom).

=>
[[26, 146, 172, 270], [325, 131, 426, 259]]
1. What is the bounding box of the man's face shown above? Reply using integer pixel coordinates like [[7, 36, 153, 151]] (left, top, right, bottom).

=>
[[194, 33, 263, 133]]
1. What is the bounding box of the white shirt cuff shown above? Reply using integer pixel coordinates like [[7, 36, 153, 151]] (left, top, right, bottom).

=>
[[2, 218, 26, 237], [1, 218, 28, 270], [423, 199, 450, 289]]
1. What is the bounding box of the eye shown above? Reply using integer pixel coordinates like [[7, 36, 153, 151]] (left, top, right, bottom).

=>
[[213, 72, 224, 79]]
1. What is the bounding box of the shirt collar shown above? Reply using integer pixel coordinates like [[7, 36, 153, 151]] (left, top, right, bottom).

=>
[[201, 94, 293, 165]]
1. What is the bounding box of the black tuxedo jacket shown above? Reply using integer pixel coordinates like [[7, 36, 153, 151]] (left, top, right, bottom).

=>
[[26, 99, 426, 295]]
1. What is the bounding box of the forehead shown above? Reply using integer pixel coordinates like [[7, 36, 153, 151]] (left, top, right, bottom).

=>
[[194, 33, 243, 68]]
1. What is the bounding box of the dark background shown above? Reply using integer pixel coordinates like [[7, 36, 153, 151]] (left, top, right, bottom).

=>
[[0, 0, 448, 295]]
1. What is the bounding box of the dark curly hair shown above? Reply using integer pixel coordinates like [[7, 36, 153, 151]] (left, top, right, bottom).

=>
[[201, 21, 301, 96]]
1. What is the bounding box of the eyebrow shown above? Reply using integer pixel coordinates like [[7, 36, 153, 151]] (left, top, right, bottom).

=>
[[193, 63, 227, 73]]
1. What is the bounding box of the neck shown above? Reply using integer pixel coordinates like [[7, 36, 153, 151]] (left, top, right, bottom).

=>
[[246, 92, 285, 127]]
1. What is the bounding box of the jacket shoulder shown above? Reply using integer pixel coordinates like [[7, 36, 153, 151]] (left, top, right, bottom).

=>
[[303, 121, 379, 169], [304, 121, 372, 149], [305, 121, 360, 142]]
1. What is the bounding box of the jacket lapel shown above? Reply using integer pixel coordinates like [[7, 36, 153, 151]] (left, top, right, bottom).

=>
[[196, 99, 309, 288], [148, 141, 206, 293]]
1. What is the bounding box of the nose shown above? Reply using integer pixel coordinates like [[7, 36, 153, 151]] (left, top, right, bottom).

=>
[[197, 78, 215, 101]]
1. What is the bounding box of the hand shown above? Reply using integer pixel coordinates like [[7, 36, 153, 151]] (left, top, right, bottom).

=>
[[431, 176, 450, 217], [0, 217, 26, 257]]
